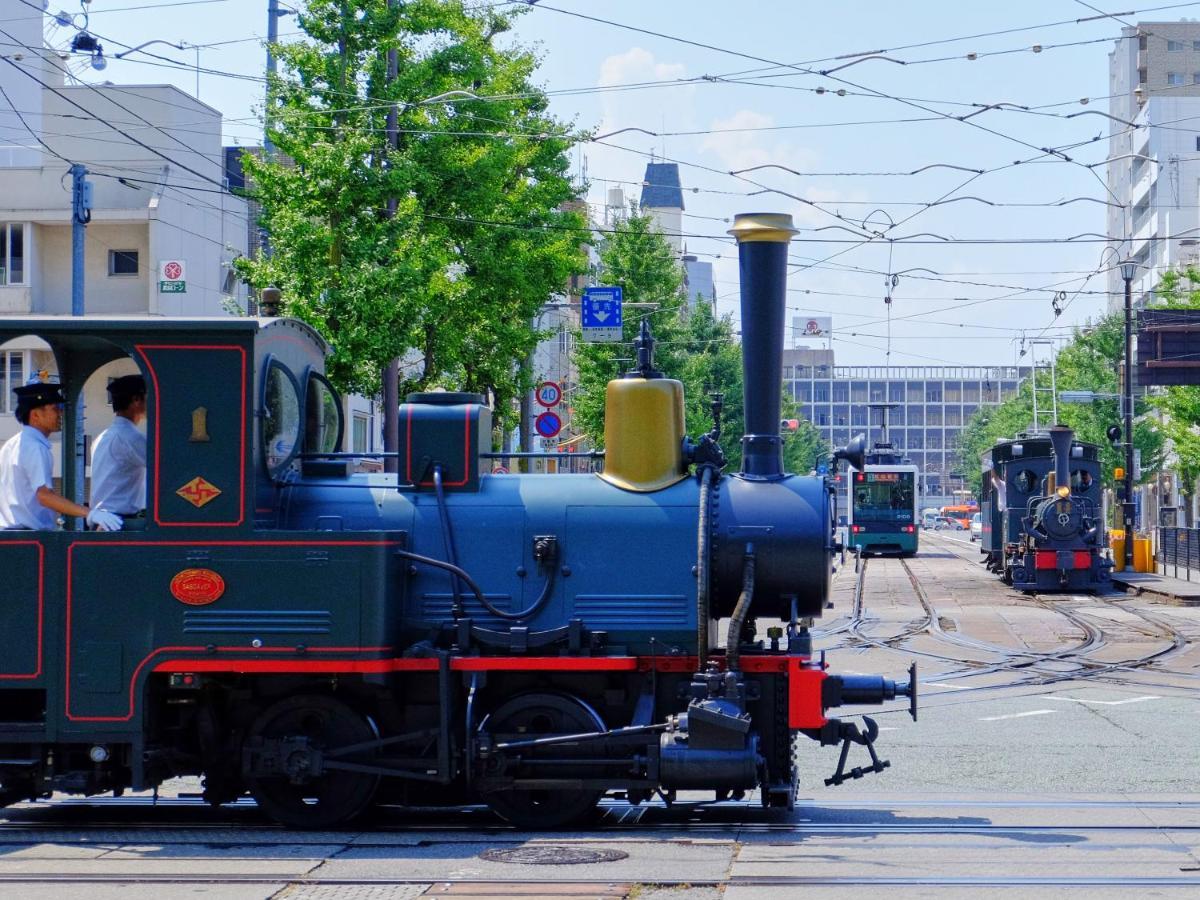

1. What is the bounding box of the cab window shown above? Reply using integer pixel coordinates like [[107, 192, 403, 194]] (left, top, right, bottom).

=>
[[1012, 469, 1038, 494], [262, 359, 301, 475], [304, 371, 342, 454]]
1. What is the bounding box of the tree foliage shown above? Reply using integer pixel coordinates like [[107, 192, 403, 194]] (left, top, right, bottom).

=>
[[237, 0, 586, 423], [957, 313, 1162, 496], [573, 212, 828, 473]]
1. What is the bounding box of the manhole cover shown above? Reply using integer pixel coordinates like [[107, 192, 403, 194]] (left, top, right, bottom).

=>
[[479, 846, 628, 865]]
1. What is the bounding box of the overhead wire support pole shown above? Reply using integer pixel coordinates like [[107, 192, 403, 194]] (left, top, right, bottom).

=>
[[382, 0, 400, 475], [70, 162, 90, 512], [1120, 260, 1138, 571]]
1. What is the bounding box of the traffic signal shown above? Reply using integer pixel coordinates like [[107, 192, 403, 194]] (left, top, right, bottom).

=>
[[780, 418, 799, 433], [1106, 424, 1122, 445]]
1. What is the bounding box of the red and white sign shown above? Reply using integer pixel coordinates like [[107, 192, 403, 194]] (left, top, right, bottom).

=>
[[160, 259, 186, 281], [535, 381, 562, 407]]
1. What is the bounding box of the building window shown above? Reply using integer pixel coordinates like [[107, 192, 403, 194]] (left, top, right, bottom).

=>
[[108, 250, 139, 276], [1168, 40, 1185, 51], [926, 384, 942, 402], [1168, 72, 1185, 86], [0, 350, 27, 413], [0, 223, 25, 286], [352, 413, 369, 452]]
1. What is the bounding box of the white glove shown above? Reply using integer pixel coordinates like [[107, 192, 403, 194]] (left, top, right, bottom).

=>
[[87, 508, 123, 532]]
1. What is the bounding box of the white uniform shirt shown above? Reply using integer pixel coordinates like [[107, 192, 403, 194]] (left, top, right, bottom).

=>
[[0, 425, 56, 529], [90, 416, 147, 514]]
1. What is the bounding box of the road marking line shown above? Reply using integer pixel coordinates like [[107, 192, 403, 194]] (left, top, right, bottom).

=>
[[1048, 695, 1162, 706], [979, 709, 1057, 722], [924, 682, 969, 690]]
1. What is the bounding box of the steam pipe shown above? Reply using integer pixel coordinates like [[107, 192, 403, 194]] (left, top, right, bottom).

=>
[[728, 213, 799, 479]]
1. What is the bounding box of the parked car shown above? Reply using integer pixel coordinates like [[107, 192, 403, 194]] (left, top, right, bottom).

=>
[[970, 512, 982, 541], [932, 516, 964, 531]]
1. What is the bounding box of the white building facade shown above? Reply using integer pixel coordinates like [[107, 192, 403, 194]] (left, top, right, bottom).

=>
[[0, 7, 249, 461], [1107, 22, 1200, 309]]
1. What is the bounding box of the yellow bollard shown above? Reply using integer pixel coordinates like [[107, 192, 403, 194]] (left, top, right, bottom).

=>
[[1133, 535, 1154, 572], [1110, 530, 1126, 571]]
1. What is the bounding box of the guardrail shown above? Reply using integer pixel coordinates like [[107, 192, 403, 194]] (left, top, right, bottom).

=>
[[1158, 526, 1200, 580]]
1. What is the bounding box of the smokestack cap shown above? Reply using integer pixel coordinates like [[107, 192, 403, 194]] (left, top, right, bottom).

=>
[[728, 213, 799, 244]]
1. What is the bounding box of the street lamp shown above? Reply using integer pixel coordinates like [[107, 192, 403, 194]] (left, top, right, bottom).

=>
[[1119, 259, 1138, 570]]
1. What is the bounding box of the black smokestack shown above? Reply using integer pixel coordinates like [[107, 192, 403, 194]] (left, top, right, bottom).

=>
[[729, 213, 798, 479], [1049, 425, 1073, 493]]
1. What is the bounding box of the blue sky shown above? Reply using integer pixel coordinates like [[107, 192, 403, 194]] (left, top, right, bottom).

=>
[[16, 0, 1192, 366]]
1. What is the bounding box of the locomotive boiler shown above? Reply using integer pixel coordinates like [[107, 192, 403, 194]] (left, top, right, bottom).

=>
[[980, 425, 1111, 592], [0, 212, 915, 829]]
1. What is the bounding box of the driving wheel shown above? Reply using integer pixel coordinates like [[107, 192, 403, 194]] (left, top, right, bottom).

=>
[[245, 693, 379, 828], [478, 692, 605, 829]]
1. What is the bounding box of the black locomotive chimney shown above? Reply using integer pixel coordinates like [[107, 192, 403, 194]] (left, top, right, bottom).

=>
[[1049, 425, 1073, 493], [729, 212, 798, 479]]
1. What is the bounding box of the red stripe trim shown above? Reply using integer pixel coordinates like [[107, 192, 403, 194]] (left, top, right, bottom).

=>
[[135, 344, 247, 528], [0, 541, 43, 680], [149, 654, 811, 677]]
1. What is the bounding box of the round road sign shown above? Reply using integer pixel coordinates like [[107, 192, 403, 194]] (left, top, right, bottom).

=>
[[535, 381, 561, 407], [534, 410, 562, 439]]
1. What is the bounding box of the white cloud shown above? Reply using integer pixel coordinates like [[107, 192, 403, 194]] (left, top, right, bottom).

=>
[[598, 47, 686, 88]]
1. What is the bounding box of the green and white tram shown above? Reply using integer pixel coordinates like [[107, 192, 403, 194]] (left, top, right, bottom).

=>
[[848, 462, 920, 556]]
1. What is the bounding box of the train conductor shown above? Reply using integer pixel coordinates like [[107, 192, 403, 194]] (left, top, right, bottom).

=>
[[0, 381, 122, 531], [89, 374, 147, 518]]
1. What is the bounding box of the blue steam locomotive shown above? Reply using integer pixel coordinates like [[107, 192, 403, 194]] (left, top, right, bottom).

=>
[[980, 425, 1111, 592], [0, 213, 915, 828]]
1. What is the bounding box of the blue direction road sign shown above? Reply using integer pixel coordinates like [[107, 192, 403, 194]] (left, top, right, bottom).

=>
[[535, 410, 562, 439], [582, 286, 623, 342]]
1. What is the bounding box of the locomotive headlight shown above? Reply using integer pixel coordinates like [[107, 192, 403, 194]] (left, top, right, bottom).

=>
[[1056, 486, 1070, 498], [88, 745, 109, 763]]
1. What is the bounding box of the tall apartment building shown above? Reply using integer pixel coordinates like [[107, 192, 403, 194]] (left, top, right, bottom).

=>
[[783, 347, 1031, 507], [1107, 21, 1200, 309]]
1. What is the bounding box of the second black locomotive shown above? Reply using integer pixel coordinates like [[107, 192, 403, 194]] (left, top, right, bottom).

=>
[[980, 425, 1112, 591]]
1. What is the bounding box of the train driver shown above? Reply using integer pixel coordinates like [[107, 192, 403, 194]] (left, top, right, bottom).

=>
[[89, 374, 147, 519], [1072, 470, 1093, 493], [0, 381, 122, 531]]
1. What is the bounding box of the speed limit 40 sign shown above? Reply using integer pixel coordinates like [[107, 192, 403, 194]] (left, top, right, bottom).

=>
[[535, 381, 561, 407]]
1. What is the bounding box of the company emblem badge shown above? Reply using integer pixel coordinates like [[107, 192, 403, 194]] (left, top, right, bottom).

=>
[[176, 476, 222, 508], [170, 568, 225, 605]]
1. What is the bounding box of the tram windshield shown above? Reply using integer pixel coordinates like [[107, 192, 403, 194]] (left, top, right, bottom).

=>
[[852, 470, 915, 524]]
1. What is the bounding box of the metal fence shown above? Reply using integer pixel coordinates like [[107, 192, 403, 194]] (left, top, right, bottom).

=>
[[1157, 527, 1200, 580]]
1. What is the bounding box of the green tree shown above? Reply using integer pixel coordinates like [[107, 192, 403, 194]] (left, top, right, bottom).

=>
[[573, 212, 827, 472], [237, 0, 586, 426], [958, 313, 1162, 497]]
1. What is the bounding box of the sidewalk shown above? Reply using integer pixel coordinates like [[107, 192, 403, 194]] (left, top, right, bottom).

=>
[[1110, 568, 1200, 606]]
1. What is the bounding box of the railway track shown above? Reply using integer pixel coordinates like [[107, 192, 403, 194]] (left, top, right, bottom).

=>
[[817, 538, 1196, 705], [4, 796, 1200, 891]]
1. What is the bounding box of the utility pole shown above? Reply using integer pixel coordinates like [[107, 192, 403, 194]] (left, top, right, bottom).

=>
[[69, 163, 91, 510], [381, 0, 400, 474], [1120, 260, 1137, 571], [265, 0, 281, 156]]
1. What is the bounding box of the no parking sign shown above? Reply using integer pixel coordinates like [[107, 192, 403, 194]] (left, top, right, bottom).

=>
[[535, 411, 562, 439]]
